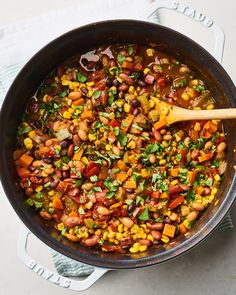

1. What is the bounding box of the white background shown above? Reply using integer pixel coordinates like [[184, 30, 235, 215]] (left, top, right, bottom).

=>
[[1, 0, 236, 294]]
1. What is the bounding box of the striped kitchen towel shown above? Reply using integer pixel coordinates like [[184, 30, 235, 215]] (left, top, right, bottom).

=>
[[0, 0, 232, 278]]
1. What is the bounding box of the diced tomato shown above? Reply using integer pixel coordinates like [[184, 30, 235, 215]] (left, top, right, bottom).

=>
[[168, 195, 184, 210], [17, 167, 31, 178], [84, 161, 101, 178], [109, 119, 121, 127], [157, 77, 168, 87], [144, 74, 155, 84]]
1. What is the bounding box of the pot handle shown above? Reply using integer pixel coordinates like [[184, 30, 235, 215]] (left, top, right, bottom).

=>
[[17, 225, 110, 291], [143, 0, 225, 63]]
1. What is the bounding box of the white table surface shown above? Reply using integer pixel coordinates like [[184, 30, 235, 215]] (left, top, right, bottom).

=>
[[1, 0, 236, 294]]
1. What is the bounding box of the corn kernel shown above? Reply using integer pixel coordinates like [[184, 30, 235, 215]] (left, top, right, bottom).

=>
[[124, 103, 131, 113], [159, 159, 166, 165], [68, 107, 74, 114], [42, 95, 48, 102], [83, 232, 89, 239], [207, 104, 214, 110], [81, 157, 89, 165], [24, 137, 33, 150], [183, 219, 190, 229], [146, 234, 154, 242], [107, 231, 116, 239], [127, 140, 136, 149], [143, 68, 150, 75], [191, 79, 199, 85], [62, 80, 70, 86], [149, 100, 155, 108], [214, 174, 221, 182], [146, 48, 155, 57], [211, 188, 218, 195], [172, 141, 177, 147], [99, 127, 105, 133], [57, 223, 64, 231], [181, 93, 190, 101], [41, 171, 48, 177], [48, 190, 55, 197], [208, 195, 215, 203], [161, 235, 169, 243], [118, 224, 124, 233], [87, 90, 93, 98], [193, 122, 201, 131], [139, 245, 148, 252], [131, 224, 139, 234], [115, 99, 124, 107], [129, 86, 135, 94], [133, 242, 140, 249], [116, 233, 123, 241], [86, 81, 95, 87], [162, 141, 168, 148], [171, 179, 178, 186], [73, 119, 79, 126], [63, 111, 72, 119], [88, 134, 96, 141], [105, 144, 112, 151], [129, 247, 139, 253], [69, 229, 74, 235], [28, 131, 35, 138], [35, 185, 43, 192]]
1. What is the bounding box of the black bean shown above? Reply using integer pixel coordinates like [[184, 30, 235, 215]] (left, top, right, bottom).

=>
[[87, 61, 95, 70], [62, 171, 70, 179], [106, 78, 113, 87], [43, 157, 52, 164], [81, 58, 88, 66], [28, 166, 35, 172], [112, 79, 119, 87], [127, 202, 135, 213], [164, 217, 171, 224], [95, 61, 103, 71], [81, 87, 88, 94], [53, 155, 61, 160], [132, 99, 141, 108], [137, 80, 146, 87], [60, 140, 68, 148]]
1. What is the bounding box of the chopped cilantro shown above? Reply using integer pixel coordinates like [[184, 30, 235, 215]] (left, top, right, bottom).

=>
[[93, 187, 102, 192], [117, 54, 126, 64], [36, 192, 43, 199], [78, 207, 85, 215], [186, 189, 195, 203], [62, 156, 70, 163], [117, 133, 127, 147], [48, 207, 54, 214], [59, 91, 67, 98], [176, 153, 182, 161], [35, 202, 43, 208], [125, 199, 133, 205], [26, 198, 34, 206], [138, 207, 149, 221], [44, 181, 51, 188], [114, 127, 120, 136], [76, 72, 87, 83], [106, 191, 115, 199], [17, 126, 31, 136], [93, 90, 101, 99], [90, 175, 98, 182]]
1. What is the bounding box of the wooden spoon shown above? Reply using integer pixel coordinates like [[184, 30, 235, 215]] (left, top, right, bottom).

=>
[[151, 97, 236, 130]]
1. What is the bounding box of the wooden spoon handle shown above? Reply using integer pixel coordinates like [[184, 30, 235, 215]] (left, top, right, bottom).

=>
[[180, 108, 236, 121]]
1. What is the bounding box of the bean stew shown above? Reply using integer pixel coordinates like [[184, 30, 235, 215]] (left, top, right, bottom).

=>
[[14, 44, 227, 253]]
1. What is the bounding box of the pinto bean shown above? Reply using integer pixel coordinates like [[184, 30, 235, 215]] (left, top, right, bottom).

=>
[[68, 188, 80, 197], [68, 91, 82, 100], [118, 73, 134, 85], [216, 151, 225, 161], [187, 211, 198, 222], [217, 142, 226, 153], [78, 130, 88, 141], [204, 141, 213, 150], [149, 153, 156, 164], [67, 144, 74, 157], [191, 149, 200, 160], [147, 222, 164, 230], [73, 134, 80, 145], [184, 137, 191, 147], [64, 216, 82, 228], [83, 234, 100, 247], [192, 202, 205, 211], [40, 211, 52, 220], [64, 233, 80, 242], [113, 146, 120, 156], [152, 127, 162, 142], [120, 217, 134, 228], [81, 183, 93, 191], [139, 239, 152, 246], [151, 230, 162, 240], [97, 206, 110, 215]]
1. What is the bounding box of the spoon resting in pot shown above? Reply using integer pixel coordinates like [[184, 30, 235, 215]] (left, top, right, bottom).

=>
[[151, 97, 236, 130]]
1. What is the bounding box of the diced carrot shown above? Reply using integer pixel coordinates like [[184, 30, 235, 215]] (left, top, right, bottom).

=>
[[141, 168, 149, 179], [121, 61, 134, 70], [121, 114, 134, 132], [124, 179, 137, 189], [73, 98, 85, 106], [163, 224, 176, 238], [69, 211, 79, 217], [73, 148, 84, 161], [187, 171, 198, 186], [168, 195, 184, 210], [196, 186, 205, 195], [169, 168, 180, 177], [117, 160, 127, 171], [189, 129, 198, 142], [198, 152, 214, 163], [52, 196, 64, 210], [99, 167, 108, 180], [152, 191, 160, 198], [153, 117, 167, 130], [201, 121, 218, 139], [179, 223, 187, 234], [18, 153, 34, 168], [81, 110, 94, 121], [17, 167, 31, 178]]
